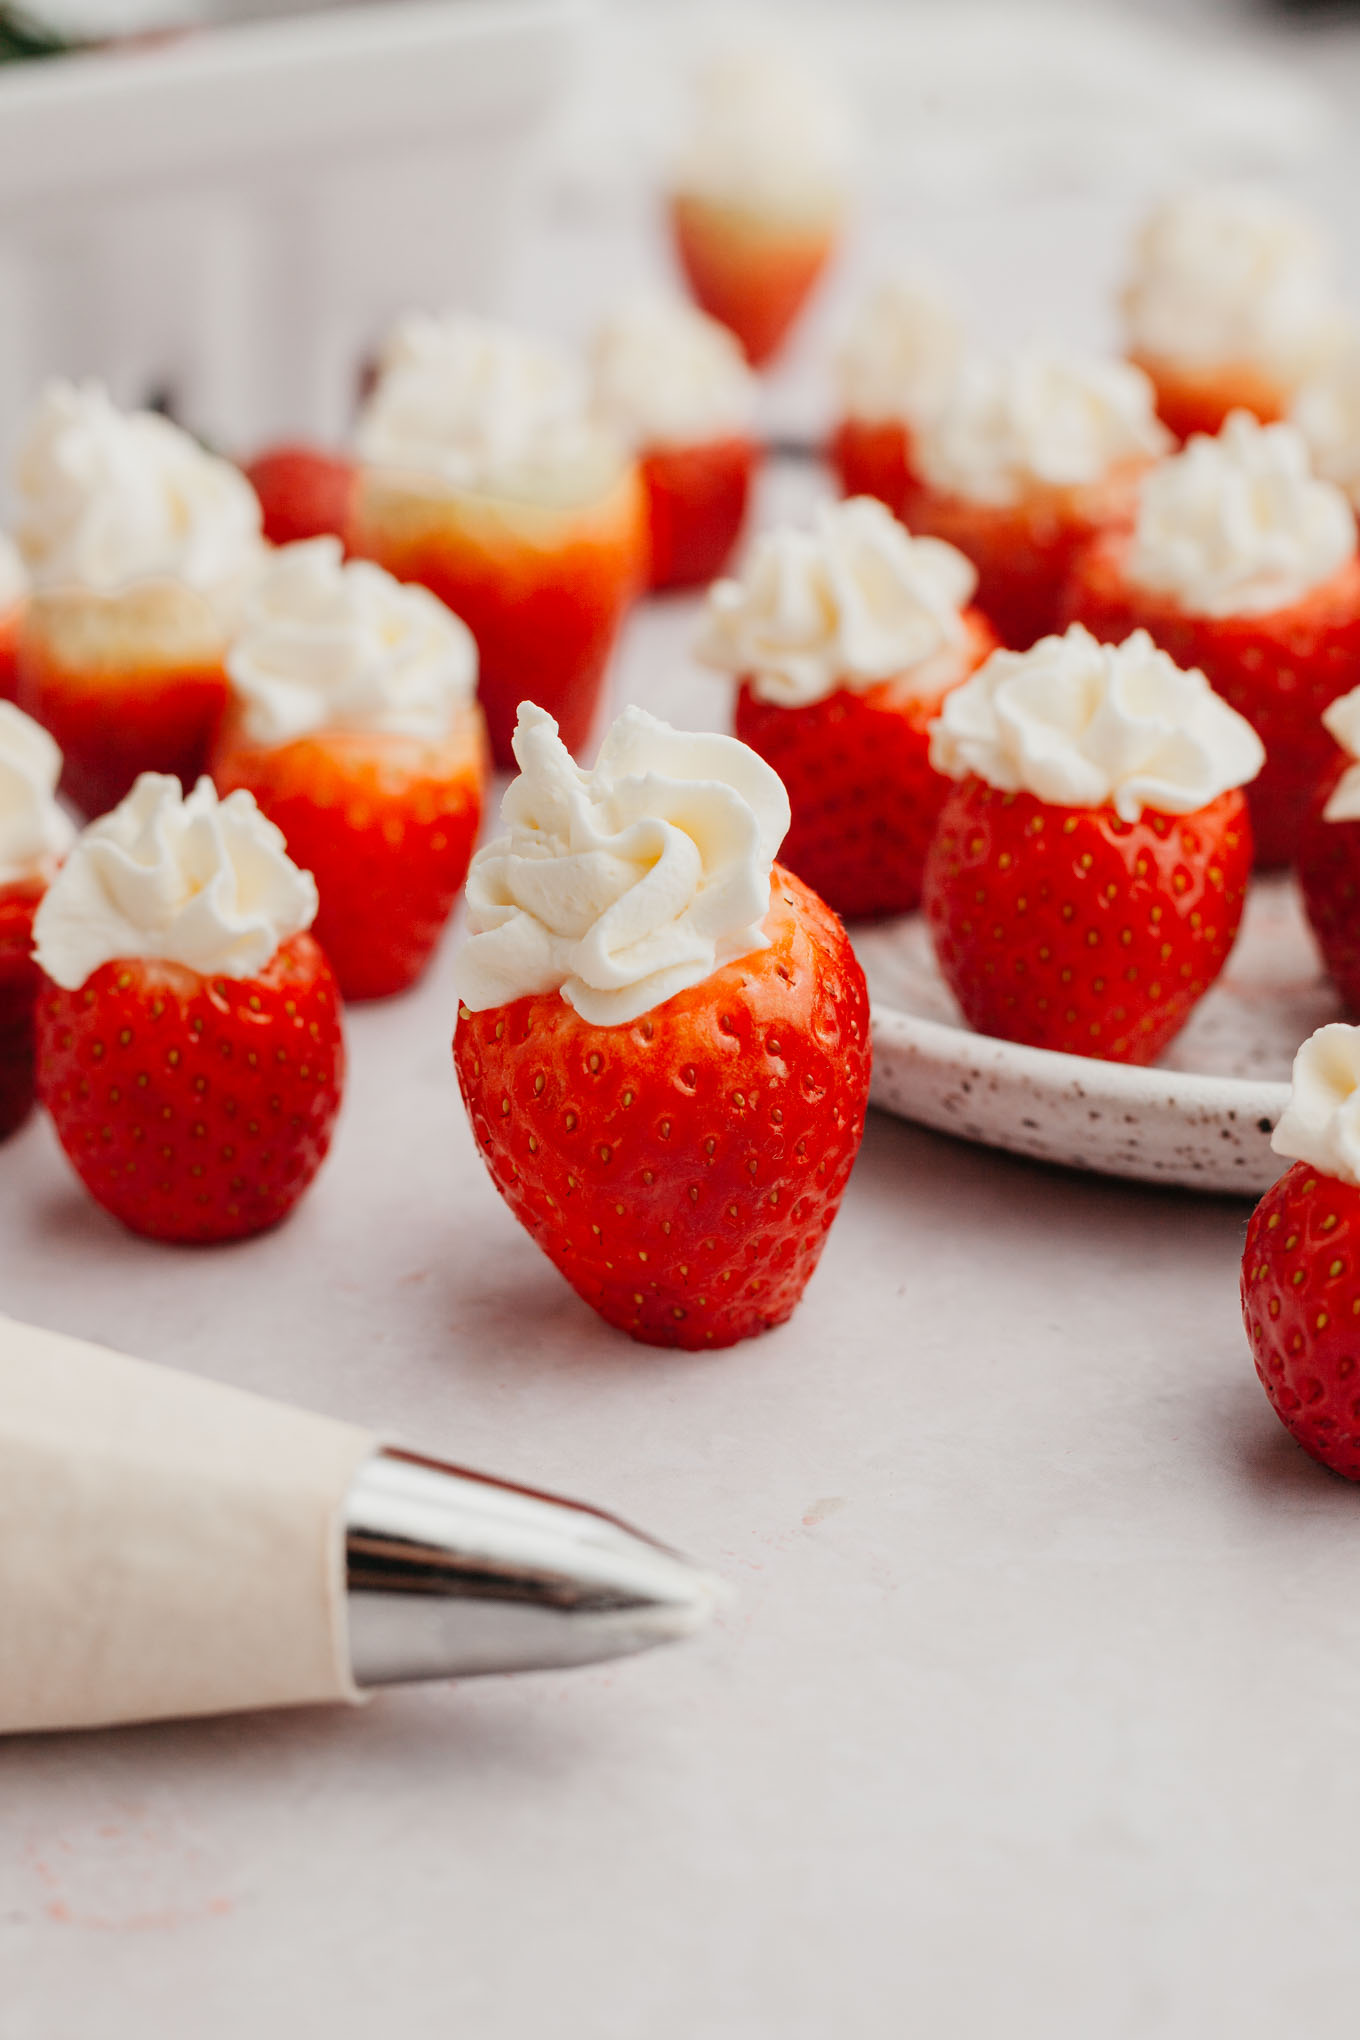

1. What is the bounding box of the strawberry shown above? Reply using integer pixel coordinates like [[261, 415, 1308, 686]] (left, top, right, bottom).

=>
[[1242, 1160, 1360, 1480], [0, 880, 43, 1140], [0, 600, 21, 706], [1296, 754, 1360, 1010], [641, 436, 757, 591], [37, 933, 343, 1243], [212, 708, 485, 1002], [921, 780, 1252, 1063], [669, 195, 836, 368], [454, 866, 871, 1350], [1129, 350, 1289, 445], [1064, 535, 1360, 869], [828, 417, 914, 516], [244, 443, 357, 549], [733, 613, 996, 921]]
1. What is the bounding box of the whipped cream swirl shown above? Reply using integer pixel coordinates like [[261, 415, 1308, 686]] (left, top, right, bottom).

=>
[[1124, 185, 1346, 383], [671, 47, 851, 220], [34, 774, 318, 990], [835, 276, 964, 426], [1293, 339, 1360, 510], [1127, 411, 1355, 619], [591, 297, 756, 450], [13, 381, 263, 615], [929, 623, 1264, 822], [226, 538, 477, 748], [458, 703, 790, 1026], [697, 496, 977, 709], [0, 533, 27, 615], [914, 350, 1169, 507], [356, 315, 623, 506], [0, 703, 74, 889], [1271, 1025, 1360, 1188]]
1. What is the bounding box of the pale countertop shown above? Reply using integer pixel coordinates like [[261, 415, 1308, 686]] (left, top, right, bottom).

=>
[[8, 31, 1360, 2035]]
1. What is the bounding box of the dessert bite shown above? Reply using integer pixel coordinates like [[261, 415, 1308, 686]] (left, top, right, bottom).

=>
[[668, 49, 850, 368], [1062, 411, 1360, 868], [12, 381, 265, 817], [1242, 1025, 1360, 1481], [1123, 184, 1347, 442], [1294, 687, 1360, 1011], [698, 496, 994, 919], [903, 349, 1169, 652], [348, 315, 642, 771], [0, 535, 28, 704], [33, 773, 342, 1243], [244, 443, 357, 549], [1293, 335, 1360, 516], [214, 538, 485, 1002], [829, 276, 964, 513], [453, 702, 871, 1349], [591, 295, 759, 590], [923, 624, 1263, 1064], [0, 704, 75, 1139]]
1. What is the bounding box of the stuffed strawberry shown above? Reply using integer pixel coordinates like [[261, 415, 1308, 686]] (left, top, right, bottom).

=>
[[592, 297, 759, 590], [1063, 413, 1360, 870], [213, 538, 485, 1001], [698, 496, 994, 920], [1293, 687, 1360, 1010], [0, 535, 27, 705], [828, 276, 964, 513], [0, 703, 74, 1139], [902, 350, 1169, 653], [922, 624, 1263, 1063], [11, 382, 265, 817], [33, 773, 342, 1243], [453, 702, 871, 1350], [1242, 1024, 1360, 1480], [244, 443, 356, 549]]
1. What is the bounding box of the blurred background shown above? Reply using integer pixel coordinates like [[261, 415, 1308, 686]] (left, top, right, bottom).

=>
[[2, 0, 1359, 467]]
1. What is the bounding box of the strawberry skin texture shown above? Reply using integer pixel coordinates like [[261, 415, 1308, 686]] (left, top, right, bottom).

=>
[[640, 436, 756, 590], [244, 444, 356, 549], [922, 780, 1252, 1064], [1296, 756, 1360, 1011], [1063, 535, 1360, 869], [0, 881, 43, 1141], [213, 707, 486, 1002], [1242, 1162, 1360, 1481], [829, 418, 914, 515], [37, 933, 344, 1243], [733, 611, 997, 921], [454, 868, 871, 1350]]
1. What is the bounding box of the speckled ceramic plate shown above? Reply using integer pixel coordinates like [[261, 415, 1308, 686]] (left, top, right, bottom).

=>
[[854, 878, 1336, 1195]]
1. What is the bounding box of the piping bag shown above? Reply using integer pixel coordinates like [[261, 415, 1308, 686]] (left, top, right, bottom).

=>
[[0, 1314, 720, 1736]]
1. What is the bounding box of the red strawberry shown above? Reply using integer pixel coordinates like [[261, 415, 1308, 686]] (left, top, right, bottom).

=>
[[640, 436, 757, 591], [733, 612, 997, 921], [670, 195, 837, 368], [213, 708, 486, 1002], [0, 879, 43, 1140], [1063, 535, 1360, 869], [1296, 755, 1360, 1010], [1242, 1160, 1360, 1480], [0, 599, 21, 706], [454, 866, 871, 1350], [245, 444, 356, 550], [922, 780, 1252, 1064], [37, 933, 344, 1243], [828, 417, 914, 516]]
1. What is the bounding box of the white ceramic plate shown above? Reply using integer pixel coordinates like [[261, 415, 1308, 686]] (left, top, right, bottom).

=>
[[854, 877, 1337, 1196]]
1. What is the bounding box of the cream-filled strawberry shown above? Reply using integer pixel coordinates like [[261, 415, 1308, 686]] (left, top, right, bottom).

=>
[[245, 443, 356, 549], [1123, 184, 1348, 443], [1063, 411, 1360, 868], [922, 623, 1263, 1063], [0, 535, 28, 705], [214, 538, 485, 1002], [34, 773, 341, 1243], [829, 276, 964, 514], [903, 349, 1169, 652], [12, 381, 265, 817], [1294, 688, 1360, 1011], [348, 315, 642, 771], [1242, 1026, 1360, 1481], [668, 49, 850, 368], [698, 496, 994, 919], [454, 702, 870, 1350], [591, 295, 759, 590], [0, 703, 75, 1139]]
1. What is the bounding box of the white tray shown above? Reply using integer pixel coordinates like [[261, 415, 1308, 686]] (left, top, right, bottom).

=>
[[855, 877, 1333, 1196]]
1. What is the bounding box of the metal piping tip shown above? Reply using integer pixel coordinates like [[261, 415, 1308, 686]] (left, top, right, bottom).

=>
[[344, 1447, 725, 1687]]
